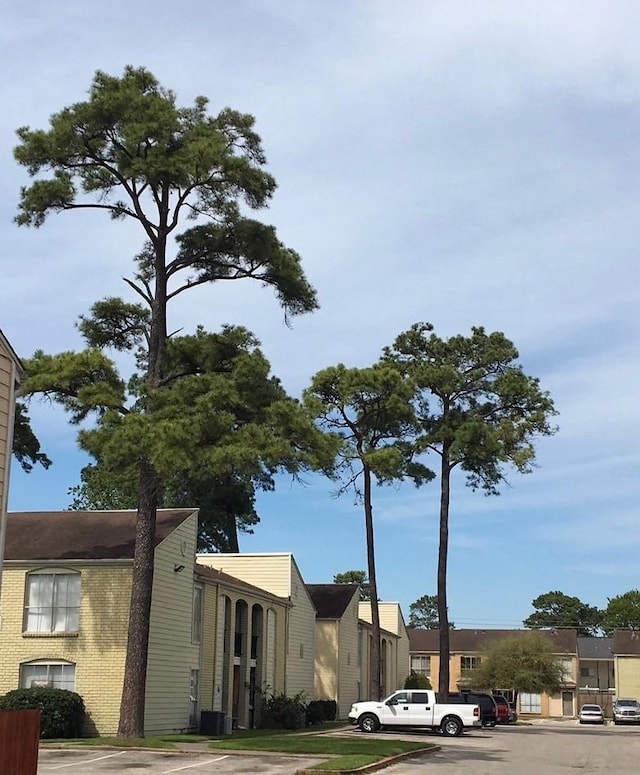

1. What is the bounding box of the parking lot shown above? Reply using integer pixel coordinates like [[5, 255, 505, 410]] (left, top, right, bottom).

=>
[[381, 722, 640, 775], [37, 723, 640, 775], [37, 748, 323, 774]]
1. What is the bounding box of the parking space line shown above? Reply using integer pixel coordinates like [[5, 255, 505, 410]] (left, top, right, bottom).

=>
[[45, 751, 127, 769], [161, 757, 228, 773]]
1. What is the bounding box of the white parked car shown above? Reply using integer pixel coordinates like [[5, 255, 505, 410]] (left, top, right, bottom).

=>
[[348, 689, 482, 737], [578, 704, 604, 724]]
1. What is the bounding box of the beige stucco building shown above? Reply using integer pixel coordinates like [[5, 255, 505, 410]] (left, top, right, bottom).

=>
[[409, 628, 579, 718]]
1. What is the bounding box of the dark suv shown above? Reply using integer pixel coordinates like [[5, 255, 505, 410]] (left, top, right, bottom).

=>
[[443, 692, 498, 727]]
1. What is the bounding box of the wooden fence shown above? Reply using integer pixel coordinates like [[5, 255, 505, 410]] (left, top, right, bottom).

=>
[[0, 709, 40, 775]]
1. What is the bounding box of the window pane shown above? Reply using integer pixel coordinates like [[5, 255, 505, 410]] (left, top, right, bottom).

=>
[[26, 576, 53, 633], [25, 573, 80, 633], [192, 586, 203, 644], [21, 663, 75, 691], [520, 693, 541, 713]]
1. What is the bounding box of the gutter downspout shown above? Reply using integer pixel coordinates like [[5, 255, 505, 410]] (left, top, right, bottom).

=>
[[0, 358, 19, 607]]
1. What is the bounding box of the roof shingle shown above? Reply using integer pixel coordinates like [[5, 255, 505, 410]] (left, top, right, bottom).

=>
[[306, 584, 359, 618], [5, 509, 197, 561], [409, 628, 578, 654]]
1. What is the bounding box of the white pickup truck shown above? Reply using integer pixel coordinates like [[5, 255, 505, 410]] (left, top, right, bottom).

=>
[[348, 689, 482, 737]]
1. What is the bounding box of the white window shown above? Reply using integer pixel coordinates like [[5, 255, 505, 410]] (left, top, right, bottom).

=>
[[461, 656, 480, 671], [411, 655, 431, 675], [520, 693, 542, 713], [192, 585, 203, 644], [21, 661, 76, 691], [25, 571, 80, 633]]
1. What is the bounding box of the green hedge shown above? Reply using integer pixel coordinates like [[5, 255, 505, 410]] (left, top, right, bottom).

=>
[[404, 671, 432, 689], [0, 688, 85, 738]]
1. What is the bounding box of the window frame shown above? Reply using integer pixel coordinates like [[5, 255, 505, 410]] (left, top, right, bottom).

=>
[[24, 569, 81, 634], [460, 655, 480, 671], [411, 655, 431, 675], [20, 660, 76, 691]]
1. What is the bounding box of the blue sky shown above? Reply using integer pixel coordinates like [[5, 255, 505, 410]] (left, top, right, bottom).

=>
[[2, 1, 640, 628]]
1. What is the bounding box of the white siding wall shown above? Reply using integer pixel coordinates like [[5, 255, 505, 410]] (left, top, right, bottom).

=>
[[145, 512, 199, 734]]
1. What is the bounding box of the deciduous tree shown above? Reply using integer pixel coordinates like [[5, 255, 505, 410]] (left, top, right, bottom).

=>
[[384, 323, 558, 699], [469, 631, 564, 705], [15, 67, 317, 737]]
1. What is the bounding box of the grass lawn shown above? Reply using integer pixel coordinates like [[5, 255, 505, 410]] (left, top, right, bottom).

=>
[[208, 732, 435, 771]]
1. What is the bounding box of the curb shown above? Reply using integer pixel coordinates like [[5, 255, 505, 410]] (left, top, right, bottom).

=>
[[295, 744, 440, 775]]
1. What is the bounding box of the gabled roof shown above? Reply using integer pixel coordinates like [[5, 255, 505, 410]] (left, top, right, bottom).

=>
[[5, 509, 197, 561], [577, 637, 614, 660], [613, 630, 640, 656], [409, 628, 578, 654], [0, 328, 23, 374], [306, 584, 359, 619], [195, 563, 285, 605]]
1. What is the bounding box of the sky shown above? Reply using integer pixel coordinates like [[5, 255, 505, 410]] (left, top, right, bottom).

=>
[[2, 0, 639, 629]]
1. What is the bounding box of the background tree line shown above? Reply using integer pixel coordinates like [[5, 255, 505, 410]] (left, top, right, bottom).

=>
[[523, 589, 640, 636]]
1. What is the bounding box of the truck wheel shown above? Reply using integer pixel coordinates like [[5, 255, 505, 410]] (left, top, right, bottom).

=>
[[358, 713, 380, 733], [441, 716, 463, 737]]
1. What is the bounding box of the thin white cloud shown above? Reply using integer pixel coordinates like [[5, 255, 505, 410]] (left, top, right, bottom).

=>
[[3, 0, 640, 626]]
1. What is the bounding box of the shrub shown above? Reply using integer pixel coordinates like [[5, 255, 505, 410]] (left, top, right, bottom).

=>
[[404, 671, 432, 689], [259, 691, 306, 730], [0, 688, 85, 738], [321, 699, 337, 721], [305, 700, 325, 726], [306, 699, 337, 724]]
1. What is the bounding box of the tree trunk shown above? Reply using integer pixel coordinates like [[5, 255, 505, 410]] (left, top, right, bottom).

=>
[[118, 237, 168, 738], [437, 447, 451, 700], [363, 463, 382, 700], [224, 509, 240, 553], [117, 459, 161, 737]]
